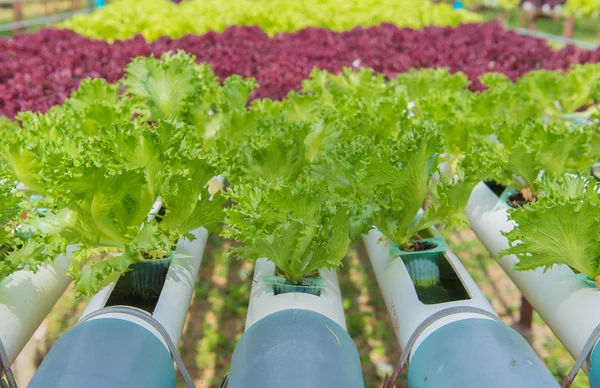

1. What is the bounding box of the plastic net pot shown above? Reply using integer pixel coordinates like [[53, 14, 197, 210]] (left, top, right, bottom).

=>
[[390, 236, 447, 288], [262, 276, 325, 296], [129, 257, 173, 298]]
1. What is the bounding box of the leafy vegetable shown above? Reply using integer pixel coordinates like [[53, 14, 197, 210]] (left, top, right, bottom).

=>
[[0, 163, 19, 248], [502, 173, 600, 282], [50, 119, 225, 296], [4, 23, 600, 120], [221, 115, 310, 185], [223, 179, 356, 283], [124, 52, 258, 145], [1, 74, 226, 294], [316, 125, 481, 248], [61, 0, 481, 41], [487, 119, 595, 198], [362, 127, 443, 246], [0, 160, 71, 284]]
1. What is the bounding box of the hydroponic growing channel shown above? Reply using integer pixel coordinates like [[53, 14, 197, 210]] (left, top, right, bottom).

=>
[[1, 2, 600, 387]]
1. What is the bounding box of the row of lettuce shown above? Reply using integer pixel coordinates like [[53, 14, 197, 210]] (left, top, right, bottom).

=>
[[451, 0, 600, 19], [5, 22, 593, 120], [60, 0, 481, 42], [54, 0, 600, 43], [459, 0, 600, 18], [1, 52, 599, 296]]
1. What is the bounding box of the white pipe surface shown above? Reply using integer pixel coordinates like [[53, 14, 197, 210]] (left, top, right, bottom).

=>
[[244, 258, 347, 331], [466, 182, 600, 362], [153, 227, 208, 346], [81, 227, 209, 349], [361, 228, 497, 357], [0, 247, 74, 364]]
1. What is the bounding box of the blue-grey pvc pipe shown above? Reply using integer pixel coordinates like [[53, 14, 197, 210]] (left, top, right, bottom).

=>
[[228, 309, 365, 388], [407, 318, 559, 388], [589, 345, 600, 387], [28, 318, 175, 388]]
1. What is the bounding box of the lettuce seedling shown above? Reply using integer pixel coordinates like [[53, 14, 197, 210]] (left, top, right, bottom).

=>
[[315, 125, 482, 248], [220, 114, 310, 185], [0, 162, 69, 284], [0, 164, 20, 250], [363, 126, 477, 247], [488, 119, 595, 200], [223, 179, 356, 283], [50, 119, 225, 296], [124, 51, 258, 145], [502, 174, 600, 284]]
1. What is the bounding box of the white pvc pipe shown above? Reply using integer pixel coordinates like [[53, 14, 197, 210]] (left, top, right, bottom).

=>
[[81, 227, 209, 349], [361, 228, 497, 357], [153, 227, 208, 346], [466, 182, 600, 363], [0, 247, 74, 364], [244, 258, 347, 331]]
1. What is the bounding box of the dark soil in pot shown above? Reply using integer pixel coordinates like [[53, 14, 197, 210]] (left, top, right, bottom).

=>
[[484, 180, 507, 197], [403, 240, 437, 252], [507, 192, 531, 209]]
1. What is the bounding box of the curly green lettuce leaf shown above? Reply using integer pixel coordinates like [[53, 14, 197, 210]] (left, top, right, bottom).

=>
[[0, 164, 20, 248], [490, 120, 594, 196], [159, 156, 225, 235], [365, 125, 443, 245], [301, 67, 390, 104], [223, 179, 353, 282], [124, 51, 258, 146], [69, 78, 122, 110], [0, 197, 71, 284], [414, 150, 488, 233], [0, 116, 48, 194], [66, 78, 133, 136], [501, 174, 600, 280], [124, 51, 202, 121], [392, 68, 470, 99], [509, 64, 600, 116], [223, 115, 310, 184], [306, 137, 379, 238]]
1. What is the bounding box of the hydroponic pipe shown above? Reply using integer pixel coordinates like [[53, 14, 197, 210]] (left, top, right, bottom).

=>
[[244, 258, 346, 329], [361, 228, 558, 388], [227, 258, 364, 388], [28, 227, 208, 388], [0, 246, 74, 364], [466, 182, 600, 373]]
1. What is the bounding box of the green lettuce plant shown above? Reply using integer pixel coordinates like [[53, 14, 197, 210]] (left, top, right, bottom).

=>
[[50, 119, 225, 296], [124, 52, 258, 147], [486, 119, 595, 201], [311, 125, 482, 249], [502, 173, 600, 285], [0, 161, 70, 284], [222, 178, 360, 283]]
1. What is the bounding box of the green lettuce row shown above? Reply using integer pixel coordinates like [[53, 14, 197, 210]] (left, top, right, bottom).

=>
[[1, 52, 599, 290], [61, 0, 481, 42]]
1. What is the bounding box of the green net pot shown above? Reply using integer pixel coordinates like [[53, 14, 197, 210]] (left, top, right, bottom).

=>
[[129, 257, 173, 299], [262, 276, 325, 296], [390, 236, 447, 288]]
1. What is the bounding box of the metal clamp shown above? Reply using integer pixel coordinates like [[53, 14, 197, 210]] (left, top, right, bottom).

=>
[[219, 372, 229, 388], [560, 323, 600, 388], [79, 305, 196, 388], [0, 338, 17, 388], [382, 306, 502, 388]]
